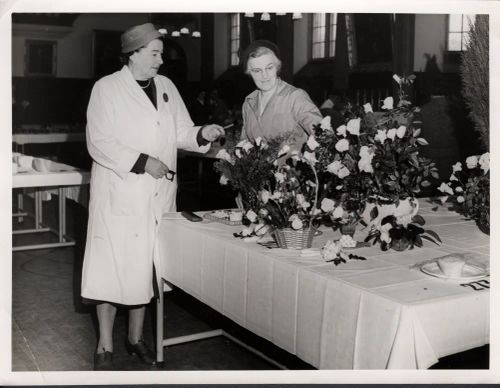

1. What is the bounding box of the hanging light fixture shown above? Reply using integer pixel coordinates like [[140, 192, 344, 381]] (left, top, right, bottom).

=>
[[244, 13, 254, 18], [191, 31, 201, 38], [180, 27, 190, 34], [292, 13, 302, 20], [260, 13, 271, 21], [171, 30, 180, 37]]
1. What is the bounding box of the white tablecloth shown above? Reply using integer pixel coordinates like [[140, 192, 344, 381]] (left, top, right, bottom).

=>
[[12, 133, 85, 145], [158, 202, 489, 369], [13, 158, 90, 206]]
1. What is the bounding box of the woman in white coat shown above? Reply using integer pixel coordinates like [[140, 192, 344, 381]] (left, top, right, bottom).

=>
[[81, 23, 223, 370]]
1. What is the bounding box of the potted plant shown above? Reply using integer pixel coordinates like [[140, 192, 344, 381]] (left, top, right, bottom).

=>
[[214, 136, 285, 211], [438, 153, 490, 235], [311, 74, 440, 249], [254, 149, 324, 249]]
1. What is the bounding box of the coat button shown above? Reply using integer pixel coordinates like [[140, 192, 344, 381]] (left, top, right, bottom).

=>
[[157, 121, 160, 126], [155, 192, 158, 197], [155, 220, 158, 225]]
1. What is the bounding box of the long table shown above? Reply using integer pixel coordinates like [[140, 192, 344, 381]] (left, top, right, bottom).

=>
[[157, 201, 489, 369], [12, 158, 90, 251]]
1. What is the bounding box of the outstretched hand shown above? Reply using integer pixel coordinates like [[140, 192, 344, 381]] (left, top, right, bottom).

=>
[[201, 124, 225, 142]]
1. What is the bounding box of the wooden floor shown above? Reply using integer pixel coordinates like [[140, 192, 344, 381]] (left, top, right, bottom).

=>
[[11, 193, 489, 372]]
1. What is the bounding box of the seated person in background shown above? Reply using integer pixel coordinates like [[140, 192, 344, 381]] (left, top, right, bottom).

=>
[[189, 89, 211, 125], [240, 40, 322, 149], [319, 92, 341, 116], [208, 88, 233, 126]]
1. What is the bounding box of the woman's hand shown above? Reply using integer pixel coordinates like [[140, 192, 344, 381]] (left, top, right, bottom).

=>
[[201, 124, 225, 142], [145, 157, 171, 179]]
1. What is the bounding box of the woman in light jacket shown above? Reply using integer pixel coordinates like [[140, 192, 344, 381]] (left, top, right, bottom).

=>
[[240, 40, 322, 148], [81, 23, 223, 370]]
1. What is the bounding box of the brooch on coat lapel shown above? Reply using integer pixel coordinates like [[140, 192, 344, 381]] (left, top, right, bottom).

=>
[[163, 93, 169, 102]]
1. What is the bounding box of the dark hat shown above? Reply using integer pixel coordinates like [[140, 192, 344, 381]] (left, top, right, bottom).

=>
[[241, 40, 281, 71], [121, 23, 163, 54]]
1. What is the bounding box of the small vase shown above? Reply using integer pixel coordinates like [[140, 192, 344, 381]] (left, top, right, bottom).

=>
[[340, 223, 356, 237], [390, 237, 411, 251], [274, 227, 316, 249]]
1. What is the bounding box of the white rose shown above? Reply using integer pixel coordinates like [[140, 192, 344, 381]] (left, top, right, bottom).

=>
[[438, 182, 454, 195], [449, 174, 458, 181], [215, 149, 233, 163], [255, 137, 263, 147], [260, 189, 271, 204], [465, 155, 478, 169], [327, 160, 342, 175], [291, 218, 303, 230], [320, 116, 332, 130], [346, 118, 360, 136], [332, 206, 344, 219], [336, 125, 347, 137], [306, 136, 319, 150], [359, 145, 373, 159], [274, 172, 285, 183], [392, 74, 401, 85], [235, 140, 247, 148], [259, 208, 269, 218], [278, 144, 290, 157], [335, 139, 350, 152], [246, 209, 258, 223], [296, 194, 310, 209], [386, 128, 397, 141], [381, 96, 394, 110], [375, 130, 387, 143], [337, 166, 350, 179], [303, 151, 318, 164], [452, 162, 462, 173], [321, 198, 335, 212], [479, 152, 490, 174], [457, 196, 465, 203], [363, 103, 373, 113], [219, 175, 229, 185], [272, 191, 283, 200], [396, 125, 406, 139], [235, 149, 242, 158], [455, 186, 464, 193], [358, 158, 374, 173], [242, 141, 254, 152]]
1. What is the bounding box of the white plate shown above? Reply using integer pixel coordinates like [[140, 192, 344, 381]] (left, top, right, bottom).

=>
[[420, 261, 489, 281]]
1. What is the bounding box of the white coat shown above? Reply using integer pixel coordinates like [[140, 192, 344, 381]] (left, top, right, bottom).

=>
[[81, 66, 209, 305]]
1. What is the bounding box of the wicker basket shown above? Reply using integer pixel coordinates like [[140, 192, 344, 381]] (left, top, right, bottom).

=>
[[273, 227, 316, 249]]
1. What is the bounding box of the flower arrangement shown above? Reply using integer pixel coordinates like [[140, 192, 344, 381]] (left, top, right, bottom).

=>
[[214, 136, 285, 211], [364, 213, 441, 251], [438, 152, 490, 234], [311, 74, 439, 244], [255, 149, 322, 231], [321, 237, 367, 265]]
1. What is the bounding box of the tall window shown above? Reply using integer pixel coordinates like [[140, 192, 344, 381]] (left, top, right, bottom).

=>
[[448, 14, 476, 51], [230, 13, 241, 66], [312, 13, 337, 59]]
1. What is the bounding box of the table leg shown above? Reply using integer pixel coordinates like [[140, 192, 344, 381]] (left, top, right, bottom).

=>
[[58, 187, 66, 242], [34, 191, 40, 229], [156, 281, 165, 364], [17, 191, 24, 223]]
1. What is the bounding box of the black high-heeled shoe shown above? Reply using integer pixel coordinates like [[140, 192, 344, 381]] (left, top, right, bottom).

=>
[[94, 349, 113, 371], [125, 338, 157, 366]]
